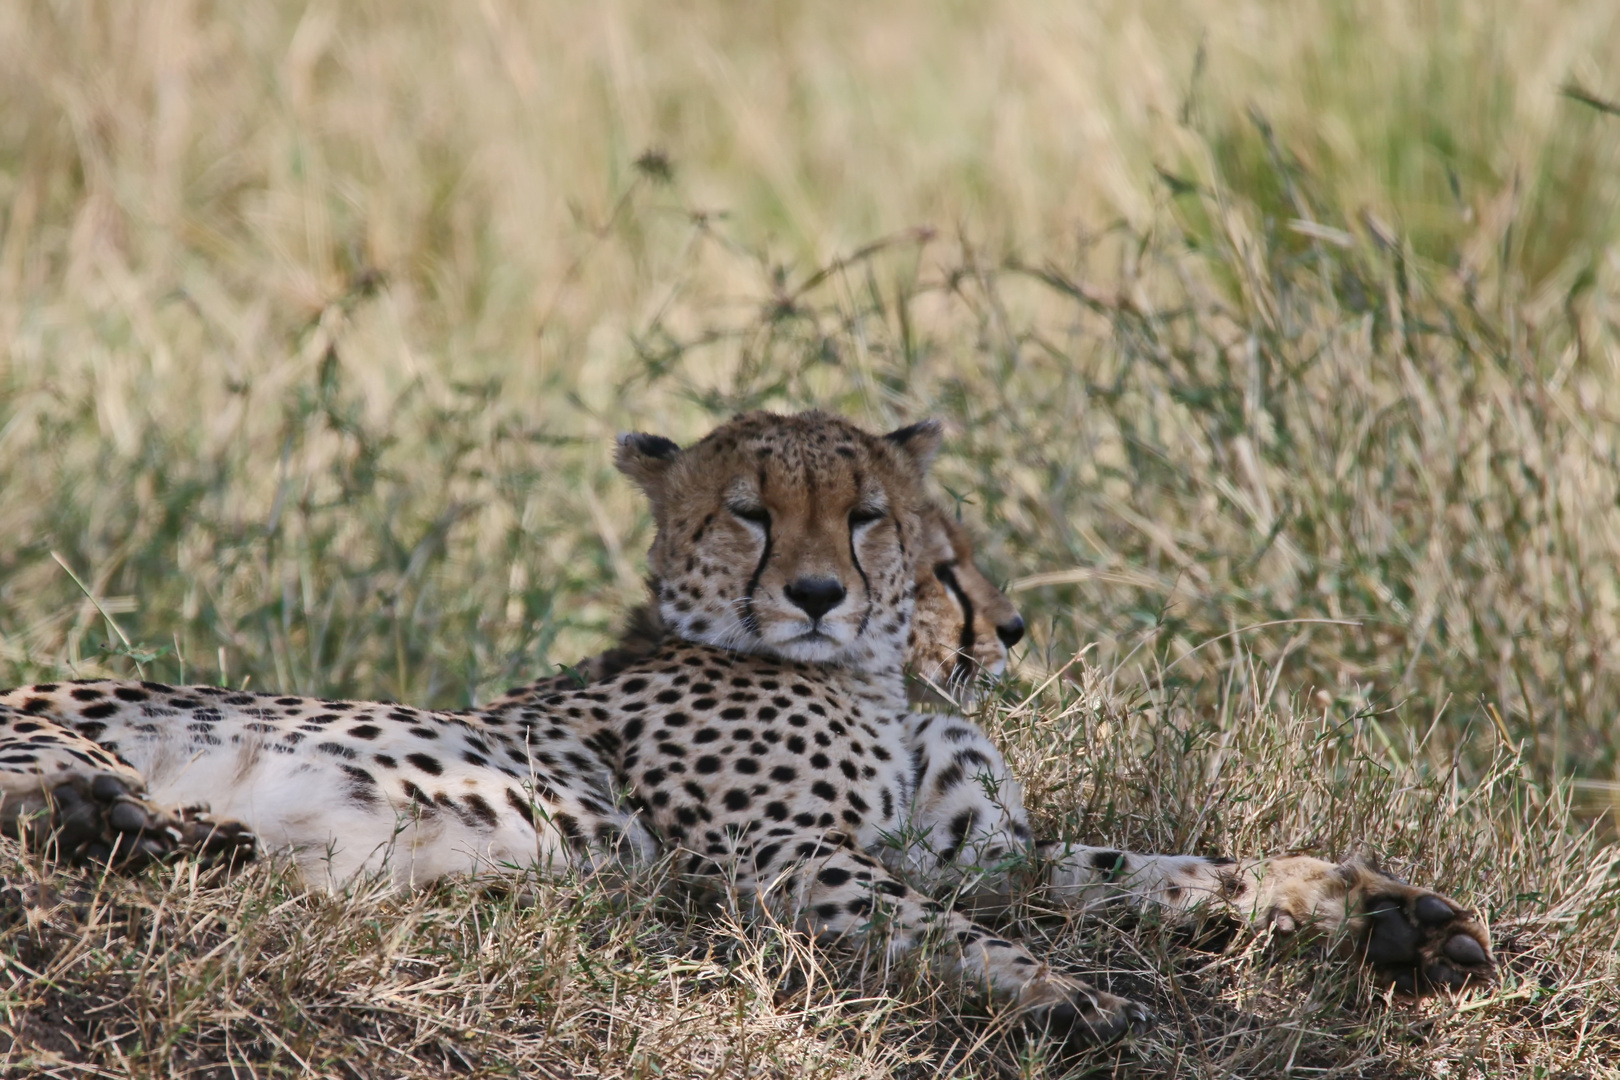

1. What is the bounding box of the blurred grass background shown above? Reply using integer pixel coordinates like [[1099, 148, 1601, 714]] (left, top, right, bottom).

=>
[[4, 0, 1617, 795], [3, 2, 1620, 1075]]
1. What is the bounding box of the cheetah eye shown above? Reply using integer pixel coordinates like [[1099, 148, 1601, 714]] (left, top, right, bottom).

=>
[[849, 506, 886, 528], [728, 503, 770, 527]]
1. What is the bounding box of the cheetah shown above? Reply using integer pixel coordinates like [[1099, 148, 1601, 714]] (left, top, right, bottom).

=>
[[0, 497, 1012, 890], [0, 410, 1492, 1043], [495, 502, 1026, 706], [495, 470, 1495, 1006]]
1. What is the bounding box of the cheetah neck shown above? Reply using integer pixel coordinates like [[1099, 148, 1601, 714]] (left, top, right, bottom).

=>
[[660, 642, 910, 710]]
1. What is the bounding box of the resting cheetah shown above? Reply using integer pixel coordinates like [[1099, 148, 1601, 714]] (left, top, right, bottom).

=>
[[496, 502, 1026, 706], [0, 411, 1492, 1043], [0, 497, 1013, 889]]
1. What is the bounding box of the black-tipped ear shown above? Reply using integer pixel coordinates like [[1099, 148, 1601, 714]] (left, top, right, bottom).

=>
[[883, 419, 943, 474], [615, 432, 682, 494]]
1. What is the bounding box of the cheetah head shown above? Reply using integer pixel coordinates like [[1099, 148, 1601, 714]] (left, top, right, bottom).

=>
[[615, 410, 941, 673], [907, 507, 1025, 700]]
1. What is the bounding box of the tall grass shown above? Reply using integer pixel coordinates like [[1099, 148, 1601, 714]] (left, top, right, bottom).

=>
[[2, 1, 1619, 1075]]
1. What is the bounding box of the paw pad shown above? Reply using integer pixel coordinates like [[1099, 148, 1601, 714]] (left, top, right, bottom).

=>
[[38, 775, 257, 872], [1414, 895, 1455, 924], [1359, 887, 1494, 995], [1444, 932, 1487, 966], [1027, 987, 1152, 1045]]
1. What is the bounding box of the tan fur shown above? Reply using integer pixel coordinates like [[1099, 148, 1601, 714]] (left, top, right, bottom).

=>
[[0, 410, 1494, 1048], [500, 503, 1018, 705], [906, 510, 1023, 697], [617, 412, 940, 671]]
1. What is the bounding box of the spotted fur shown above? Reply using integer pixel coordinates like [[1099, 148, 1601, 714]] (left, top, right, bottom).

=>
[[0, 410, 1493, 1045]]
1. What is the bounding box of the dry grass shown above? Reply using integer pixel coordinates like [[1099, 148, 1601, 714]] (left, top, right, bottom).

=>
[[3, 675, 1615, 1077], [3, 0, 1620, 1076]]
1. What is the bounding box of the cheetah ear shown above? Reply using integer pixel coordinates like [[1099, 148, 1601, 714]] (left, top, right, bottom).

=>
[[883, 419, 943, 476], [615, 432, 682, 496]]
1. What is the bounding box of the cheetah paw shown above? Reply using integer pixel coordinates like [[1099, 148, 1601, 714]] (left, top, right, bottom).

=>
[[1023, 979, 1152, 1045], [43, 775, 257, 871], [1332, 859, 1493, 994]]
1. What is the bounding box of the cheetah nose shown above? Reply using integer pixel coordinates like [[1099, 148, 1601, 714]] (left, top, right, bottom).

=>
[[996, 615, 1026, 649], [783, 576, 847, 620]]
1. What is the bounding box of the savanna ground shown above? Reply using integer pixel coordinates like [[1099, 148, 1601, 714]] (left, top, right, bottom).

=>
[[2, 1, 1620, 1076]]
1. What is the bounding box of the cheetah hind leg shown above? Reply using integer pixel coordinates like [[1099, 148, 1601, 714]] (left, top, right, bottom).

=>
[[12, 774, 257, 872], [0, 722, 255, 874], [0, 708, 257, 872]]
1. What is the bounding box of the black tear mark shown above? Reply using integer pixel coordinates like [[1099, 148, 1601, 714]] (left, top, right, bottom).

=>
[[740, 469, 773, 638]]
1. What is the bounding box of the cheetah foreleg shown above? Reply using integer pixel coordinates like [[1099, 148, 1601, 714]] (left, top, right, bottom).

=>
[[1039, 844, 1494, 993], [759, 835, 1150, 1045]]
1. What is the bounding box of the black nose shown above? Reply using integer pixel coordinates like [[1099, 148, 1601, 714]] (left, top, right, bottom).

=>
[[783, 576, 847, 621], [996, 615, 1025, 649]]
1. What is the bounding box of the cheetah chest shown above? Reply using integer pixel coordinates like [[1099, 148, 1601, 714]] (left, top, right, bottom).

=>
[[545, 647, 913, 866]]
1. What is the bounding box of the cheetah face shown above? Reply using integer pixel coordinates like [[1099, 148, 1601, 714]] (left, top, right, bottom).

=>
[[907, 508, 1025, 699], [615, 411, 941, 673]]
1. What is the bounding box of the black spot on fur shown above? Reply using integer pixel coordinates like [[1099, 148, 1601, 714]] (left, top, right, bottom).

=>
[[463, 793, 499, 828], [406, 752, 443, 776], [505, 788, 538, 827], [401, 780, 435, 810], [340, 765, 379, 805], [552, 812, 587, 848], [1091, 850, 1127, 881]]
